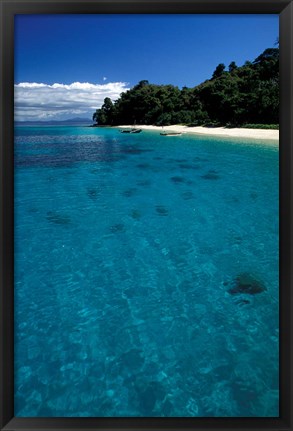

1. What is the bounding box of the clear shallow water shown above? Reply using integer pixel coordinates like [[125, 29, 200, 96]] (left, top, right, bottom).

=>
[[14, 126, 279, 417]]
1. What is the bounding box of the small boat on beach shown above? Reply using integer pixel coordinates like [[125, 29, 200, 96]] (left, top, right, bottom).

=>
[[160, 131, 182, 136], [120, 128, 142, 134]]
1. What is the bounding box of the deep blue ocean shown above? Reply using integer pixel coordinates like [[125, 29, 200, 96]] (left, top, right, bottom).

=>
[[14, 126, 279, 417]]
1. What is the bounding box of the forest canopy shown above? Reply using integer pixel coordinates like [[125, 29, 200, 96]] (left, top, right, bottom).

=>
[[93, 47, 279, 127]]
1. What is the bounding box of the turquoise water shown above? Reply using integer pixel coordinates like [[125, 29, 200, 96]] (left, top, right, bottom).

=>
[[14, 126, 279, 417]]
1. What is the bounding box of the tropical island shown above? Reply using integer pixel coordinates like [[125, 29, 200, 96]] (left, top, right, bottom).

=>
[[92, 46, 279, 139]]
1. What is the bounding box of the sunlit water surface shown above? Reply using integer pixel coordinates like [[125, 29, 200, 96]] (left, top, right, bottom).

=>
[[14, 126, 279, 417]]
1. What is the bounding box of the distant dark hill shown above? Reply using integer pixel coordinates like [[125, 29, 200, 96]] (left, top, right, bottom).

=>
[[15, 117, 92, 126]]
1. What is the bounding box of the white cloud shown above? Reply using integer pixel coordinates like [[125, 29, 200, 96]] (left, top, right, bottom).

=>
[[14, 81, 130, 121], [103, 77, 107, 81]]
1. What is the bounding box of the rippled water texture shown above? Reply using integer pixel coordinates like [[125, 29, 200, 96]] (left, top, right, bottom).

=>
[[14, 126, 279, 417]]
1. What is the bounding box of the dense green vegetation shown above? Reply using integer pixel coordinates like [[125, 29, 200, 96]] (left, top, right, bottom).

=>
[[93, 47, 279, 128], [241, 124, 279, 129]]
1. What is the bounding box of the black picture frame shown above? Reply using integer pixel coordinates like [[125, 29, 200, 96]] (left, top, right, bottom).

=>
[[0, 1, 292, 430]]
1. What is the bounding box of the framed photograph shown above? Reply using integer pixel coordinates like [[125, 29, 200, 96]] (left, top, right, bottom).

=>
[[0, 1, 292, 430]]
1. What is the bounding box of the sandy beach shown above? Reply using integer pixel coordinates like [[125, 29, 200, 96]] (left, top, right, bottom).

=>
[[118, 124, 279, 141]]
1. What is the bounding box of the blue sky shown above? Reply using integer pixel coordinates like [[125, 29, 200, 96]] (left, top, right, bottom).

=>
[[14, 14, 278, 121]]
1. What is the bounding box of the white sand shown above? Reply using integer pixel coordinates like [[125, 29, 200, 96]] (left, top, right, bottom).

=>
[[117, 124, 279, 142]]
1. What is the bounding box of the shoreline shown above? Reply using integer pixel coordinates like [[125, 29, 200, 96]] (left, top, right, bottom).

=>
[[116, 124, 279, 142]]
